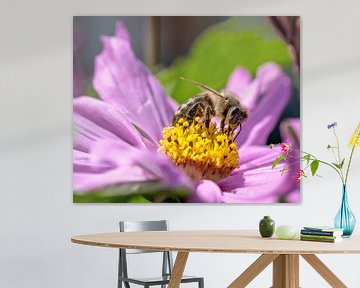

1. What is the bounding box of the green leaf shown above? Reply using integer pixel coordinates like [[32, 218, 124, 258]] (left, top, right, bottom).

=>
[[127, 195, 151, 203], [310, 160, 319, 176], [332, 162, 341, 169], [332, 159, 345, 169], [269, 144, 275, 149], [272, 157, 282, 169], [339, 158, 345, 169], [303, 154, 311, 165], [157, 17, 292, 104]]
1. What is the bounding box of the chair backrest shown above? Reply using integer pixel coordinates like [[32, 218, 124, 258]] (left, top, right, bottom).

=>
[[118, 220, 174, 283], [119, 220, 169, 254]]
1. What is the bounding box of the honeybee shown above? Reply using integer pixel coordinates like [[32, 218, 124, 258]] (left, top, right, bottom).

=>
[[172, 78, 248, 140]]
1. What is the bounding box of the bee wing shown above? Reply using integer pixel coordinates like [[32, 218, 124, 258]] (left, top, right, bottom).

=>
[[180, 77, 225, 98]]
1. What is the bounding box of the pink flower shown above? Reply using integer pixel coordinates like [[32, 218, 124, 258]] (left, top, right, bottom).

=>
[[279, 118, 301, 202], [295, 170, 306, 182], [280, 143, 291, 155], [280, 166, 289, 175], [73, 22, 298, 203]]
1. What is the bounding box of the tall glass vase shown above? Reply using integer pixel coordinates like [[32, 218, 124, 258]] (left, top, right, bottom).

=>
[[334, 185, 356, 237]]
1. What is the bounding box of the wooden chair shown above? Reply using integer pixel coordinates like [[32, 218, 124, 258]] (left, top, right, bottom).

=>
[[118, 220, 204, 288]]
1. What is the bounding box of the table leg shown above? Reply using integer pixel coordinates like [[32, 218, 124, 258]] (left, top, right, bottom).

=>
[[168, 252, 189, 288], [272, 254, 299, 288], [228, 254, 279, 288], [301, 254, 347, 288]]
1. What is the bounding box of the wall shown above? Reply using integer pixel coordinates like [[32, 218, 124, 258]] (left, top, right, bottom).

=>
[[1, 0, 360, 287]]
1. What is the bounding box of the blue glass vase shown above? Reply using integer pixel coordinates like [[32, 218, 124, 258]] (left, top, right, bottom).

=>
[[334, 185, 356, 237]]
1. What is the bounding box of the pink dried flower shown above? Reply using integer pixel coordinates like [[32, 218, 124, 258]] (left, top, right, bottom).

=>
[[280, 166, 289, 175], [280, 143, 291, 155], [295, 170, 306, 182]]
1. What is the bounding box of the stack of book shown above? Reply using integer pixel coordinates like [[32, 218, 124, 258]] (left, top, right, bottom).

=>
[[300, 226, 344, 243]]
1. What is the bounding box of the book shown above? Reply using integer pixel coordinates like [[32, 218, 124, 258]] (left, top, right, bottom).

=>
[[300, 234, 341, 240], [301, 229, 343, 237], [303, 226, 344, 232], [300, 236, 343, 243]]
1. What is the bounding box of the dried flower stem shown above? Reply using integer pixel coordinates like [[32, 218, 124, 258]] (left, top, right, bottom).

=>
[[332, 128, 345, 183], [345, 128, 360, 185], [345, 145, 356, 185], [289, 149, 344, 182]]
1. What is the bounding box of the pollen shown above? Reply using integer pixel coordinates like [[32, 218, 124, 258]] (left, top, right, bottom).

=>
[[349, 122, 360, 148], [159, 117, 239, 182]]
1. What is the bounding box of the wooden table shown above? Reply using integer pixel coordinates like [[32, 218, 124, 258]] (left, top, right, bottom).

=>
[[72, 230, 360, 288]]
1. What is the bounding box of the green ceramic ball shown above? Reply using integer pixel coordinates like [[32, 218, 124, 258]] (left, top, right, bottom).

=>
[[275, 225, 297, 240]]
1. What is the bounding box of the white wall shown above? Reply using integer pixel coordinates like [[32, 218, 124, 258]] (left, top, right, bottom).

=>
[[1, 0, 360, 287]]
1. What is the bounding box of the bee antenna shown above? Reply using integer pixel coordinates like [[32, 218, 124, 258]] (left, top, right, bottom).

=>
[[180, 77, 225, 98]]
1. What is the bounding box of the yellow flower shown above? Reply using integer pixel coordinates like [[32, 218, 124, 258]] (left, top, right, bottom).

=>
[[159, 117, 239, 182], [349, 122, 360, 148]]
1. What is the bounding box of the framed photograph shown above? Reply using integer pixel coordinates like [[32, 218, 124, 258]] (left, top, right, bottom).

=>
[[73, 16, 300, 203]]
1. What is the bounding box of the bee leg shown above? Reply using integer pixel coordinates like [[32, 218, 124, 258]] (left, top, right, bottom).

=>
[[186, 106, 196, 124], [220, 118, 226, 131], [172, 113, 181, 126], [205, 106, 213, 128], [233, 124, 242, 141], [187, 102, 205, 125]]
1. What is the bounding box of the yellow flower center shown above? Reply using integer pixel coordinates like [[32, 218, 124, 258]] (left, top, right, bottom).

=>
[[159, 117, 239, 182]]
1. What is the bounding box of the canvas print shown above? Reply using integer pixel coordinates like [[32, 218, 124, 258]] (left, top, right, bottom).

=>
[[73, 16, 301, 203]]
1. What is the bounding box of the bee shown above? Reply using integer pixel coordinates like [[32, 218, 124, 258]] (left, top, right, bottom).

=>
[[172, 78, 248, 140]]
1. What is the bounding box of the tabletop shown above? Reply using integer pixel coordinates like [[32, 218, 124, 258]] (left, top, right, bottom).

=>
[[71, 230, 360, 254]]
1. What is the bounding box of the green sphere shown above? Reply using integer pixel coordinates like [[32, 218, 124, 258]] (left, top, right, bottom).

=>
[[275, 225, 297, 240]]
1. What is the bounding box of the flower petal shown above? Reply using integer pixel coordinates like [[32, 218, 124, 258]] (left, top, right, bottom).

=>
[[93, 22, 177, 142], [234, 63, 291, 147], [73, 140, 192, 192], [218, 145, 287, 203], [73, 141, 151, 192], [226, 68, 252, 98], [74, 166, 152, 192], [237, 144, 284, 170], [286, 189, 301, 203], [73, 149, 113, 174], [189, 180, 223, 203], [220, 167, 286, 203], [280, 118, 300, 149], [73, 96, 156, 153], [226, 67, 265, 113]]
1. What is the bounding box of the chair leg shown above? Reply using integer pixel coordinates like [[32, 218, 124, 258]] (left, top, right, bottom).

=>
[[118, 250, 123, 288], [198, 278, 204, 288]]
